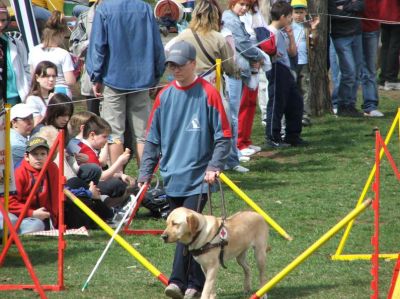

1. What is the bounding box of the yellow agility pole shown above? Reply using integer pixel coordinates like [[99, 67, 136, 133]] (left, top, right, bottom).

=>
[[215, 58, 221, 92], [333, 110, 400, 260], [250, 198, 372, 299], [2, 104, 11, 245], [64, 190, 169, 286], [219, 173, 292, 241]]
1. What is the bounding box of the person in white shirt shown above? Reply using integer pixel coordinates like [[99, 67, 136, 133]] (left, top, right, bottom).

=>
[[28, 10, 76, 99], [25, 60, 57, 126]]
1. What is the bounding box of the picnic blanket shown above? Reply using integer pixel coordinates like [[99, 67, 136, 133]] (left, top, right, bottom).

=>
[[25, 226, 89, 237]]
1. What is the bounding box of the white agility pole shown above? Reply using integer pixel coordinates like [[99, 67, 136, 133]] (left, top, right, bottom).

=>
[[81, 184, 147, 291]]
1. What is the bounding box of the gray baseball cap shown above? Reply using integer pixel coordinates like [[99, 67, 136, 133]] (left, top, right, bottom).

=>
[[165, 41, 196, 66]]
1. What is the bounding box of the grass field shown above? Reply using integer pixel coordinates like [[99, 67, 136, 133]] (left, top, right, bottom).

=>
[[1, 90, 399, 299]]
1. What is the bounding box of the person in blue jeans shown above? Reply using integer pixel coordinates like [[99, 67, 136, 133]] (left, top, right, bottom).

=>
[[359, 0, 383, 117], [329, 37, 340, 114], [328, 0, 364, 117]]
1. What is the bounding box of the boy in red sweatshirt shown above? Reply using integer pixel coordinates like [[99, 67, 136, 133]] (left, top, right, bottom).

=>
[[7, 137, 59, 234]]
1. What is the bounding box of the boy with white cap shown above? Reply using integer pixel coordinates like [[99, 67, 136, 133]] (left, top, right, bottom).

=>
[[10, 103, 34, 167]]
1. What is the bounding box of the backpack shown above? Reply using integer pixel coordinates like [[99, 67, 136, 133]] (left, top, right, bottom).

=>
[[141, 178, 169, 219]]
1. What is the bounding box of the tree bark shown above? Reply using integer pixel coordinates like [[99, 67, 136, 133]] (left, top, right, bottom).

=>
[[308, 0, 332, 116]]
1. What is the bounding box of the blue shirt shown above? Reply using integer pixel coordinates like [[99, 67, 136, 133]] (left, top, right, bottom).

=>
[[10, 129, 27, 168], [86, 0, 165, 90], [292, 22, 308, 65], [268, 25, 291, 69], [145, 78, 232, 197]]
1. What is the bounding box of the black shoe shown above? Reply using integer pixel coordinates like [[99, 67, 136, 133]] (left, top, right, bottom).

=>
[[337, 105, 362, 117], [284, 137, 309, 147], [266, 139, 291, 148]]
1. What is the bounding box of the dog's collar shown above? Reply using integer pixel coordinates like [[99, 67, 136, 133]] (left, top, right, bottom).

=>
[[188, 221, 228, 268]]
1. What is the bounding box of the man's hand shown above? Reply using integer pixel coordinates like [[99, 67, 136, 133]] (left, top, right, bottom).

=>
[[32, 207, 50, 220], [204, 170, 220, 185], [93, 82, 103, 98]]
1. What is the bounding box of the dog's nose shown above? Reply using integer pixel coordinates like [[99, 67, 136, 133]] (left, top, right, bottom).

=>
[[161, 234, 168, 242]]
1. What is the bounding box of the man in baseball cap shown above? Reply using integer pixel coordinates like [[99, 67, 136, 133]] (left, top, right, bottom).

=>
[[10, 103, 34, 167], [140, 40, 232, 299], [165, 40, 196, 66]]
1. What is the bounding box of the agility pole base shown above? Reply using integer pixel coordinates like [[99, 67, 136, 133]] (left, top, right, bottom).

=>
[[65, 190, 169, 286], [249, 198, 372, 299], [333, 110, 400, 261]]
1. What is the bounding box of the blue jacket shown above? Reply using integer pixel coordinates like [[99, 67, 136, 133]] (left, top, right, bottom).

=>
[[86, 0, 165, 90], [221, 10, 264, 80]]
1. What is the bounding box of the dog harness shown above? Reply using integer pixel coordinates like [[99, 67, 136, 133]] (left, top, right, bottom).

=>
[[188, 221, 228, 269]]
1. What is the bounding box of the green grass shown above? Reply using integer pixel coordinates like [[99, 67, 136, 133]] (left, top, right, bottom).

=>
[[1, 91, 400, 299]]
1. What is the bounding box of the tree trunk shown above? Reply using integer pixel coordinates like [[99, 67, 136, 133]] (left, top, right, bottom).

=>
[[308, 0, 332, 116]]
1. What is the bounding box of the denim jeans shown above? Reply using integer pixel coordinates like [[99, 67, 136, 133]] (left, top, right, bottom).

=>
[[224, 76, 242, 169], [329, 38, 340, 108], [168, 194, 207, 292], [332, 34, 363, 108], [360, 31, 380, 112], [32, 5, 51, 21]]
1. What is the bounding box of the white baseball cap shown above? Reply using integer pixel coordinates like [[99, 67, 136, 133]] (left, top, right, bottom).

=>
[[10, 103, 33, 121]]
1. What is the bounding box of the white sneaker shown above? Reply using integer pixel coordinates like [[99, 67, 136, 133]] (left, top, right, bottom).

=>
[[248, 144, 261, 152], [384, 81, 400, 90], [364, 110, 384, 117], [233, 165, 249, 173], [239, 156, 250, 162], [240, 147, 257, 156]]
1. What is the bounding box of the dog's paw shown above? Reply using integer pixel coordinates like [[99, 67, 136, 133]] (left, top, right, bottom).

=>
[[260, 293, 268, 299]]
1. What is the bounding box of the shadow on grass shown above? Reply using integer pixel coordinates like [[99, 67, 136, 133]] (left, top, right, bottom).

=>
[[219, 280, 360, 298]]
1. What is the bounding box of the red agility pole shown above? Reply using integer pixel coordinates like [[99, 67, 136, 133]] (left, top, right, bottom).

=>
[[0, 130, 66, 293], [123, 166, 164, 235], [370, 130, 400, 299]]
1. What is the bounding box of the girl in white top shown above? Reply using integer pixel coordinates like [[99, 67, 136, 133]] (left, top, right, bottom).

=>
[[28, 10, 76, 98], [25, 60, 57, 126]]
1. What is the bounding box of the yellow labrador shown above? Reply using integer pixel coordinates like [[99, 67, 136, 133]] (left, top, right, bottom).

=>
[[161, 207, 269, 299]]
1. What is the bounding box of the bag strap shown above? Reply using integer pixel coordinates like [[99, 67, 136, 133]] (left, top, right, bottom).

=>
[[191, 29, 216, 67]]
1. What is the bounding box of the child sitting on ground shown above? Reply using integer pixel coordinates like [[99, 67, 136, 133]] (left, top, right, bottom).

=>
[[75, 115, 135, 208], [6, 137, 59, 234]]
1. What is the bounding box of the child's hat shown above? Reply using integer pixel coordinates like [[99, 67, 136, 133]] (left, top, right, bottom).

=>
[[291, 0, 307, 8], [26, 137, 50, 153]]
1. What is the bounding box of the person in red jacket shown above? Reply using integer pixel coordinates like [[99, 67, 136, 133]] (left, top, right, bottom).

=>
[[7, 136, 59, 234]]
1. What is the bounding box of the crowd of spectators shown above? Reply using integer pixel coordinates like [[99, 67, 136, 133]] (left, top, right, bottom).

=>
[[0, 0, 399, 297]]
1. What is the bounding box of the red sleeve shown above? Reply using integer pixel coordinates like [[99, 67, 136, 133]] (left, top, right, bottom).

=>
[[259, 34, 277, 56], [202, 79, 232, 138], [8, 165, 35, 217]]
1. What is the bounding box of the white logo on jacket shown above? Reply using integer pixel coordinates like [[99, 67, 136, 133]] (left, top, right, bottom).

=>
[[186, 116, 201, 131]]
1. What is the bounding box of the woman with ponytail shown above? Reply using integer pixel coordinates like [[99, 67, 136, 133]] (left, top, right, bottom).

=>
[[28, 10, 76, 99]]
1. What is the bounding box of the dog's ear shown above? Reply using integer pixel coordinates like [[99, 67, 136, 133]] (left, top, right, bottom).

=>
[[186, 213, 199, 236]]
